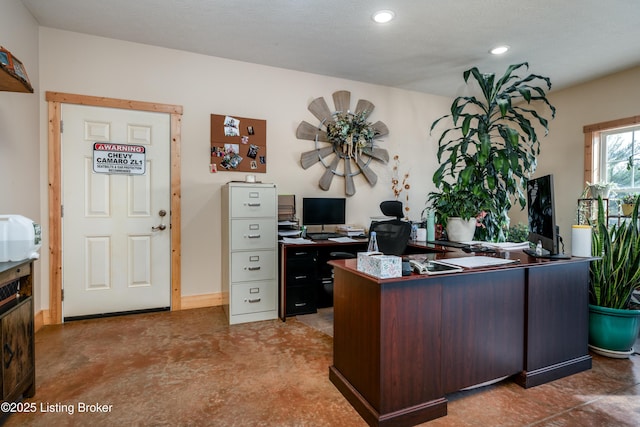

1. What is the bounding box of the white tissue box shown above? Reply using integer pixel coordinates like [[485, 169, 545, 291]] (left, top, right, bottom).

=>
[[357, 252, 402, 279]]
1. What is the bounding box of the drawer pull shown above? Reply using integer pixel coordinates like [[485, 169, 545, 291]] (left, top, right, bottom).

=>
[[294, 275, 307, 280], [246, 234, 261, 239], [246, 266, 261, 271], [295, 302, 307, 307], [246, 298, 261, 303], [246, 202, 261, 207]]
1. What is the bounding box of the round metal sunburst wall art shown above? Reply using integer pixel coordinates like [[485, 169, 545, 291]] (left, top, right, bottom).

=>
[[296, 90, 389, 196]]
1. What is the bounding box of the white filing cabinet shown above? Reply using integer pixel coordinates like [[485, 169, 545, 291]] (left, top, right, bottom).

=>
[[221, 182, 278, 324]]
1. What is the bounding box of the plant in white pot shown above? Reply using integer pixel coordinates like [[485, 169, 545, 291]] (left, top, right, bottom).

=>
[[427, 184, 488, 242], [586, 181, 614, 200], [589, 195, 640, 357]]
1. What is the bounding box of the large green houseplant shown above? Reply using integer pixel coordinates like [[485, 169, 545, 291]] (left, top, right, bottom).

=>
[[429, 63, 556, 241], [589, 196, 640, 355]]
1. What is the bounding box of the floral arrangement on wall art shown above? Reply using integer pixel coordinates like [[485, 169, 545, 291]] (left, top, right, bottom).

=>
[[325, 111, 377, 160], [391, 155, 410, 219]]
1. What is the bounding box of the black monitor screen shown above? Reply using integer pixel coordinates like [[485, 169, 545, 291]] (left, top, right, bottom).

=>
[[302, 197, 346, 227], [526, 174, 558, 255]]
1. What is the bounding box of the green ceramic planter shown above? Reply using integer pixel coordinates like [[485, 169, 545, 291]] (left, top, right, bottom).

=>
[[588, 304, 640, 352]]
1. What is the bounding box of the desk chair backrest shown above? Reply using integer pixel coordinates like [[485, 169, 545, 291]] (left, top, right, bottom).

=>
[[369, 219, 412, 256], [379, 200, 403, 220]]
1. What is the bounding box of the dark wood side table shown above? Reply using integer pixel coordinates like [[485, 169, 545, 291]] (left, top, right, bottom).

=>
[[0, 259, 35, 403]]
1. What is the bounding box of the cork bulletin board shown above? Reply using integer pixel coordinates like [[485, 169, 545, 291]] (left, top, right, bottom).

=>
[[210, 114, 267, 173]]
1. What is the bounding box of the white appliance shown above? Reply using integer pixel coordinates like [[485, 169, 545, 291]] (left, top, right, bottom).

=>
[[0, 215, 42, 262]]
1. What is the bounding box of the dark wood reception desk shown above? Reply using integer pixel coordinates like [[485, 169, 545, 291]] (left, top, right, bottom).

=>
[[328, 251, 593, 427]]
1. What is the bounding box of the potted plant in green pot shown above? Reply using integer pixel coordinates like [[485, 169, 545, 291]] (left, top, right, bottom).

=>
[[427, 183, 489, 242], [430, 63, 555, 242], [589, 195, 640, 358]]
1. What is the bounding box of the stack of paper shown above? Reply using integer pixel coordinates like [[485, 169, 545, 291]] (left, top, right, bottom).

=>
[[482, 242, 531, 251], [278, 229, 301, 237], [462, 241, 531, 251], [438, 256, 519, 268], [337, 225, 365, 236]]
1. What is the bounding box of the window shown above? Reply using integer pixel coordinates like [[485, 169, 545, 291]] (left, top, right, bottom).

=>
[[599, 125, 640, 194], [584, 115, 640, 220]]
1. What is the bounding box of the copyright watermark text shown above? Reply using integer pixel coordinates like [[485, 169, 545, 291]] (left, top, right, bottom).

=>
[[1, 401, 113, 414]]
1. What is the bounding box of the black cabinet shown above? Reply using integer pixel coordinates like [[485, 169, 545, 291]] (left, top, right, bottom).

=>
[[279, 240, 368, 319], [284, 249, 318, 316]]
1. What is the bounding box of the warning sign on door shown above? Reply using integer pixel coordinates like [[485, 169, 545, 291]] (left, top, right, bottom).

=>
[[93, 143, 146, 175]]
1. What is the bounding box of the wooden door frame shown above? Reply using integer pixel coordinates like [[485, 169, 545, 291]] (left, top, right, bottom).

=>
[[46, 91, 183, 324]]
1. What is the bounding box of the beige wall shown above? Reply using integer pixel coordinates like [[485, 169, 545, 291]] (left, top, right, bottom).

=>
[[4, 1, 640, 313], [510, 66, 640, 252], [0, 0, 41, 309], [36, 27, 451, 309]]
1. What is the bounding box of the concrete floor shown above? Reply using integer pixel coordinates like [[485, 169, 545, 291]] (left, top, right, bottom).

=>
[[4, 306, 639, 426]]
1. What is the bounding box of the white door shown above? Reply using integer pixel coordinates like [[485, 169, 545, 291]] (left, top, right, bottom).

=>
[[61, 104, 171, 319]]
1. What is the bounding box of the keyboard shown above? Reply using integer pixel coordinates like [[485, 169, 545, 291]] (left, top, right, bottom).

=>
[[307, 232, 343, 240]]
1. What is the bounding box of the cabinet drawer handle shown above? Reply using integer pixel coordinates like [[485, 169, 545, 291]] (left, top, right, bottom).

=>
[[246, 234, 261, 239], [246, 298, 261, 303], [4, 343, 14, 369], [246, 202, 261, 207], [294, 275, 307, 280], [295, 302, 307, 307], [246, 266, 261, 271]]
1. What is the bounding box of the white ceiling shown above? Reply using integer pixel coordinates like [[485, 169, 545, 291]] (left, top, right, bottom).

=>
[[20, 0, 640, 97]]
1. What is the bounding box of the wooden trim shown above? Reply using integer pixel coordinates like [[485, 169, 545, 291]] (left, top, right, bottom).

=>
[[48, 100, 63, 325], [583, 115, 640, 134], [584, 132, 594, 186], [181, 293, 223, 310], [34, 309, 49, 332], [45, 92, 182, 115], [46, 91, 183, 324], [170, 113, 182, 310]]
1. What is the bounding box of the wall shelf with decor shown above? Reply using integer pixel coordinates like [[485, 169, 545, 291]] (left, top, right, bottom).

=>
[[576, 198, 630, 226], [0, 46, 33, 93], [0, 66, 32, 93]]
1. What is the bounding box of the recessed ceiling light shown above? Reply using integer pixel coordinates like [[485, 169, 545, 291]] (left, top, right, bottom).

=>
[[372, 10, 395, 24], [490, 45, 510, 55]]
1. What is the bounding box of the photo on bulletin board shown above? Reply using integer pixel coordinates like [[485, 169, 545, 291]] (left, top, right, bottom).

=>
[[210, 114, 267, 173]]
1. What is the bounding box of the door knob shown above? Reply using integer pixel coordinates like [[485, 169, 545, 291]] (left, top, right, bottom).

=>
[[152, 224, 167, 231], [159, 210, 167, 217]]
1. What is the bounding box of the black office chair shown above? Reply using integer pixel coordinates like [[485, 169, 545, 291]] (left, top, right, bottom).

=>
[[370, 201, 412, 256], [369, 219, 412, 256], [379, 200, 404, 220]]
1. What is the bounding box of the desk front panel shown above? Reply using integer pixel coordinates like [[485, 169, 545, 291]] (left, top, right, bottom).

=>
[[440, 268, 525, 392], [332, 269, 444, 414], [525, 262, 591, 370]]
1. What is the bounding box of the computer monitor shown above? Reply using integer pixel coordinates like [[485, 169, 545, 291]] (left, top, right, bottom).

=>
[[525, 174, 569, 258], [302, 197, 346, 231]]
